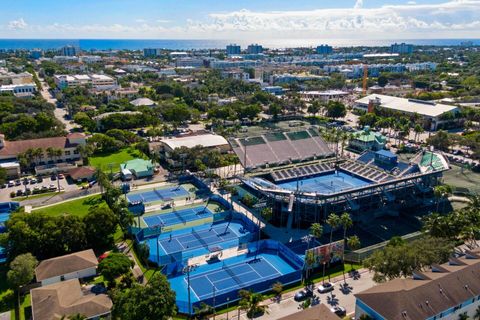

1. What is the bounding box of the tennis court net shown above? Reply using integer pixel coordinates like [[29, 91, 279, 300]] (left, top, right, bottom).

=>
[[153, 189, 164, 200], [192, 229, 210, 249], [223, 264, 243, 285], [172, 208, 186, 223]]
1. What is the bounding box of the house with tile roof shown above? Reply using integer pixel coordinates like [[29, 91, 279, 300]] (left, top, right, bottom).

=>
[[31, 279, 112, 320], [35, 249, 98, 286], [355, 249, 480, 320]]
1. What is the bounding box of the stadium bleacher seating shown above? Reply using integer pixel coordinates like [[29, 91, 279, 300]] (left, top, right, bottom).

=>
[[270, 162, 335, 182], [230, 129, 333, 169]]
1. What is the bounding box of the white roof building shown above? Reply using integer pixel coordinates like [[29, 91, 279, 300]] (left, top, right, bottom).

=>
[[354, 94, 460, 130], [130, 97, 156, 107], [160, 134, 229, 151]]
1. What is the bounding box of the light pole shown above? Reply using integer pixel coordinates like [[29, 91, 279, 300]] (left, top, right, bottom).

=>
[[243, 138, 249, 174], [226, 297, 230, 320], [212, 284, 216, 320]]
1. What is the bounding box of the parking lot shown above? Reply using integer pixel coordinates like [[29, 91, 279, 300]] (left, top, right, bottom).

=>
[[0, 175, 79, 202]]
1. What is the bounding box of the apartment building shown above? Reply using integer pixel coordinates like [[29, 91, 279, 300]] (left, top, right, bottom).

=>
[[54, 74, 117, 90]]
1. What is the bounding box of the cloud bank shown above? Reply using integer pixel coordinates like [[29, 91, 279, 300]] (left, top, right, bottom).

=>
[[1, 0, 479, 40]]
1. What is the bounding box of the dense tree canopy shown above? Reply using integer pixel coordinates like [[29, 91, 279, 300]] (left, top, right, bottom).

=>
[[112, 273, 176, 320]]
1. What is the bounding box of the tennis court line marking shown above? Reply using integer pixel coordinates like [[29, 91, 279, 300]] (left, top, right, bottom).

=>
[[183, 278, 201, 300], [261, 257, 282, 276], [228, 224, 241, 237]]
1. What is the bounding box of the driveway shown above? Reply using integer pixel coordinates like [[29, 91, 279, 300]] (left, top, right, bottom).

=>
[[37, 73, 77, 132], [212, 269, 376, 320]]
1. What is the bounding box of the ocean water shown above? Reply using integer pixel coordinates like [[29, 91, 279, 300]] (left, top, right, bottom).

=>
[[0, 38, 478, 51]]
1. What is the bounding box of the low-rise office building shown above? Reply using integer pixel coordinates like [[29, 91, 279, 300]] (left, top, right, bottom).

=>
[[0, 133, 86, 167], [354, 94, 460, 130], [54, 74, 117, 90]]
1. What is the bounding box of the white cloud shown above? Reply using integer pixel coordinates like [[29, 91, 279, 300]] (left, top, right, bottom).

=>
[[8, 18, 27, 30], [1, 0, 479, 41], [354, 0, 364, 9]]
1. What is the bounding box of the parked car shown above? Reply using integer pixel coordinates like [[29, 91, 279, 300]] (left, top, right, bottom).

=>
[[91, 284, 107, 294], [317, 282, 334, 293], [48, 184, 57, 190], [7, 181, 14, 187], [15, 180, 21, 186], [0, 184, 6, 189], [37, 176, 43, 183], [51, 175, 57, 181], [294, 288, 314, 301], [30, 178, 37, 184], [58, 174, 65, 179], [330, 306, 346, 317], [16, 189, 23, 197]]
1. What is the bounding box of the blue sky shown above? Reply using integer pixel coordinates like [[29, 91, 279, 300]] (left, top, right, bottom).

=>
[[1, 0, 479, 40]]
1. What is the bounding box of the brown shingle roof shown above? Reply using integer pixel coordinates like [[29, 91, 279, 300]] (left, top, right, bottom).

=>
[[0, 136, 78, 158], [355, 254, 480, 320], [68, 166, 96, 180], [278, 303, 340, 320], [31, 279, 112, 320], [36, 249, 98, 281]]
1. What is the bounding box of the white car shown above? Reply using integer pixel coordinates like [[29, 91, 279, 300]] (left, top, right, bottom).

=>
[[317, 282, 334, 293]]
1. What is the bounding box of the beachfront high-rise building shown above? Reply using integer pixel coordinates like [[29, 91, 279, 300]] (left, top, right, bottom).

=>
[[390, 42, 414, 54], [247, 44, 263, 54], [59, 45, 79, 56], [316, 44, 333, 55], [226, 44, 241, 55], [143, 48, 161, 57]]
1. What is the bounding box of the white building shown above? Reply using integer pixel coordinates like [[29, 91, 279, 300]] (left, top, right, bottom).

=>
[[35, 249, 98, 286], [355, 249, 480, 320], [175, 58, 205, 68], [354, 94, 460, 130], [0, 83, 36, 97], [299, 90, 348, 102], [54, 74, 117, 90]]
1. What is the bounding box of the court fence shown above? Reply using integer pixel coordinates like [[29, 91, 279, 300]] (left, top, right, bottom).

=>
[[175, 240, 303, 314]]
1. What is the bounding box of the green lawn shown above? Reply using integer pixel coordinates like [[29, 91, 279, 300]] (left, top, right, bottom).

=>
[[89, 147, 147, 173], [34, 195, 106, 217]]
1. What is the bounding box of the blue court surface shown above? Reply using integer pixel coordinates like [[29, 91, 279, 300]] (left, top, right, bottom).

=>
[[190, 257, 282, 299], [277, 170, 372, 194], [127, 185, 189, 204], [146, 221, 253, 263], [143, 206, 213, 227], [169, 248, 303, 313]]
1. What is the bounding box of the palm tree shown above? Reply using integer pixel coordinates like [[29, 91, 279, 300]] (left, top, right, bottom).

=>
[[325, 213, 341, 281], [95, 168, 110, 195], [346, 235, 361, 272], [340, 212, 353, 281], [238, 290, 268, 319], [458, 312, 469, 320], [326, 213, 341, 248], [433, 185, 452, 213], [46, 147, 55, 163], [473, 305, 480, 320], [414, 124, 424, 143], [310, 223, 323, 240]]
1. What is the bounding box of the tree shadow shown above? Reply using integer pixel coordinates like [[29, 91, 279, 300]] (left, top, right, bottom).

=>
[[326, 293, 339, 306], [339, 282, 353, 295]]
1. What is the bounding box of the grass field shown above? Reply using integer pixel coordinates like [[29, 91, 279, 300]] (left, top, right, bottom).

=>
[[34, 195, 106, 217], [89, 147, 147, 172]]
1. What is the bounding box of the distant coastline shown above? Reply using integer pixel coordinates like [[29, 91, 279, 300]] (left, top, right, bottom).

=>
[[0, 38, 478, 51]]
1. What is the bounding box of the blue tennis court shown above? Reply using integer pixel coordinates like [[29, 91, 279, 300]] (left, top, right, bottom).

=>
[[127, 185, 189, 203], [277, 170, 372, 194], [143, 206, 213, 227], [189, 257, 282, 300], [158, 222, 244, 255]]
